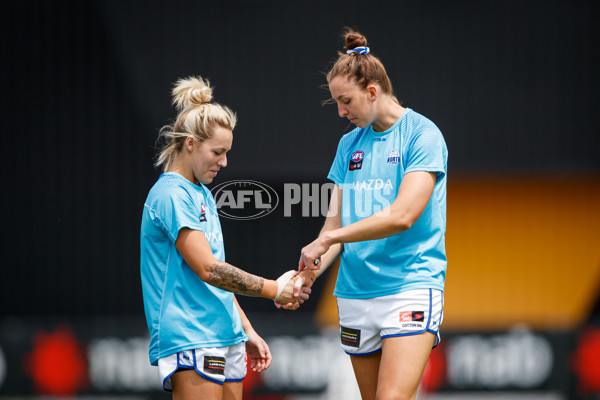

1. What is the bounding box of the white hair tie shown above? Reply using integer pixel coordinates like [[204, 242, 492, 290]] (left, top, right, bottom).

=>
[[346, 46, 370, 55]]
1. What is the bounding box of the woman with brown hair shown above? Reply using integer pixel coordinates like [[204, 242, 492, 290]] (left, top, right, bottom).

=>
[[299, 29, 448, 400]]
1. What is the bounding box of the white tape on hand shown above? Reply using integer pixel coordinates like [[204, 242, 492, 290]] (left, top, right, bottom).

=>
[[274, 270, 297, 302], [294, 276, 306, 290]]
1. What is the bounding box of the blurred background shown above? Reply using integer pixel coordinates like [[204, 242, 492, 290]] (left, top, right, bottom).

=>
[[2, 0, 599, 398]]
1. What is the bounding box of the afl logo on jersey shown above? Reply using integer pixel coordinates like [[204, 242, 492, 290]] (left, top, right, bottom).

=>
[[349, 151, 364, 171], [200, 203, 207, 222]]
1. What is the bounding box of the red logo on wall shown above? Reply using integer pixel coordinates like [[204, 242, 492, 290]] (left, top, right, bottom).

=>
[[572, 327, 600, 395], [24, 325, 88, 395]]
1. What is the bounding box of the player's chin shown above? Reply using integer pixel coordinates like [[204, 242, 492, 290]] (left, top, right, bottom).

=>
[[200, 175, 215, 184]]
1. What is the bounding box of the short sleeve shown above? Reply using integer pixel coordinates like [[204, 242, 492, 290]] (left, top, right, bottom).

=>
[[404, 127, 447, 178], [147, 186, 205, 243]]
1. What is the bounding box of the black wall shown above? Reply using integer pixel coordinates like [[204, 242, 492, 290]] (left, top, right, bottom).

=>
[[3, 0, 598, 316]]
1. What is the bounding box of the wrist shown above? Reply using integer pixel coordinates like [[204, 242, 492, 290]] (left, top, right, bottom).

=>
[[322, 230, 338, 246], [273, 270, 297, 301], [262, 279, 278, 300], [310, 269, 319, 282]]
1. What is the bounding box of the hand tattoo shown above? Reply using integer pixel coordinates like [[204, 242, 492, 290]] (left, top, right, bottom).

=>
[[208, 263, 264, 296]]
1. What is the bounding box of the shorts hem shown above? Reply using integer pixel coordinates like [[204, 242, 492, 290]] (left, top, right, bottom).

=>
[[161, 365, 225, 392], [225, 377, 246, 382], [162, 369, 178, 392], [382, 330, 441, 349], [381, 330, 427, 340], [195, 366, 224, 385], [427, 329, 441, 348], [344, 348, 382, 356]]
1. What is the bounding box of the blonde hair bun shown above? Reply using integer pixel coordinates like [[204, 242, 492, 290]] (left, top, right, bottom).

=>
[[171, 76, 213, 111]]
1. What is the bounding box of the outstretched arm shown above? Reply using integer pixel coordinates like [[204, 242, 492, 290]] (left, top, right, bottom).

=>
[[176, 229, 301, 305]]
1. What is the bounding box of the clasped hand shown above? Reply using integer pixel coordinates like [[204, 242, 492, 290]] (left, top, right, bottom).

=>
[[274, 235, 329, 310], [274, 268, 315, 310]]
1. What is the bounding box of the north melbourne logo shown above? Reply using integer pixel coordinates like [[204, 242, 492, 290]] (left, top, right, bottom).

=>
[[387, 149, 400, 165]]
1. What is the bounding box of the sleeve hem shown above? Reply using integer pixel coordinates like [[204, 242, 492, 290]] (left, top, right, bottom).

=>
[[172, 224, 205, 243]]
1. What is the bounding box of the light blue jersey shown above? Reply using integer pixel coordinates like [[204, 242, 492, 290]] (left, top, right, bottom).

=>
[[328, 109, 448, 299], [140, 172, 247, 366]]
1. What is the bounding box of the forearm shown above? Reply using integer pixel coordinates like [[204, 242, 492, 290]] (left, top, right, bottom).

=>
[[323, 171, 436, 246], [176, 229, 280, 299], [206, 260, 278, 300], [325, 205, 409, 246], [301, 172, 435, 271]]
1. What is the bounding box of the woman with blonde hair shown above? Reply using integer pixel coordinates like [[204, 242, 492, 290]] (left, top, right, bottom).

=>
[[140, 76, 311, 399], [299, 29, 448, 400]]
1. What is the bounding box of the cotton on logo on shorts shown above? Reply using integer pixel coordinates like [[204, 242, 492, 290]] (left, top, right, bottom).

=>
[[399, 311, 424, 322]]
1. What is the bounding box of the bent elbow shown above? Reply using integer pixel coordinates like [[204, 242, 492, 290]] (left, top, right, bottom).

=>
[[397, 220, 412, 232], [393, 214, 415, 232], [197, 269, 211, 282], [192, 262, 214, 282]]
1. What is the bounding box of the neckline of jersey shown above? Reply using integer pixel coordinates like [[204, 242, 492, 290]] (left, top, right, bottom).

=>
[[160, 171, 207, 191], [367, 108, 412, 136]]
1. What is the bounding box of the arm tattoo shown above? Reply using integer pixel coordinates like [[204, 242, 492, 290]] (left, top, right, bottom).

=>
[[208, 263, 264, 296]]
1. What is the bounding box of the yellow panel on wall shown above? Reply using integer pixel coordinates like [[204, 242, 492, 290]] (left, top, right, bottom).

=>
[[315, 176, 600, 332], [444, 175, 600, 330]]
